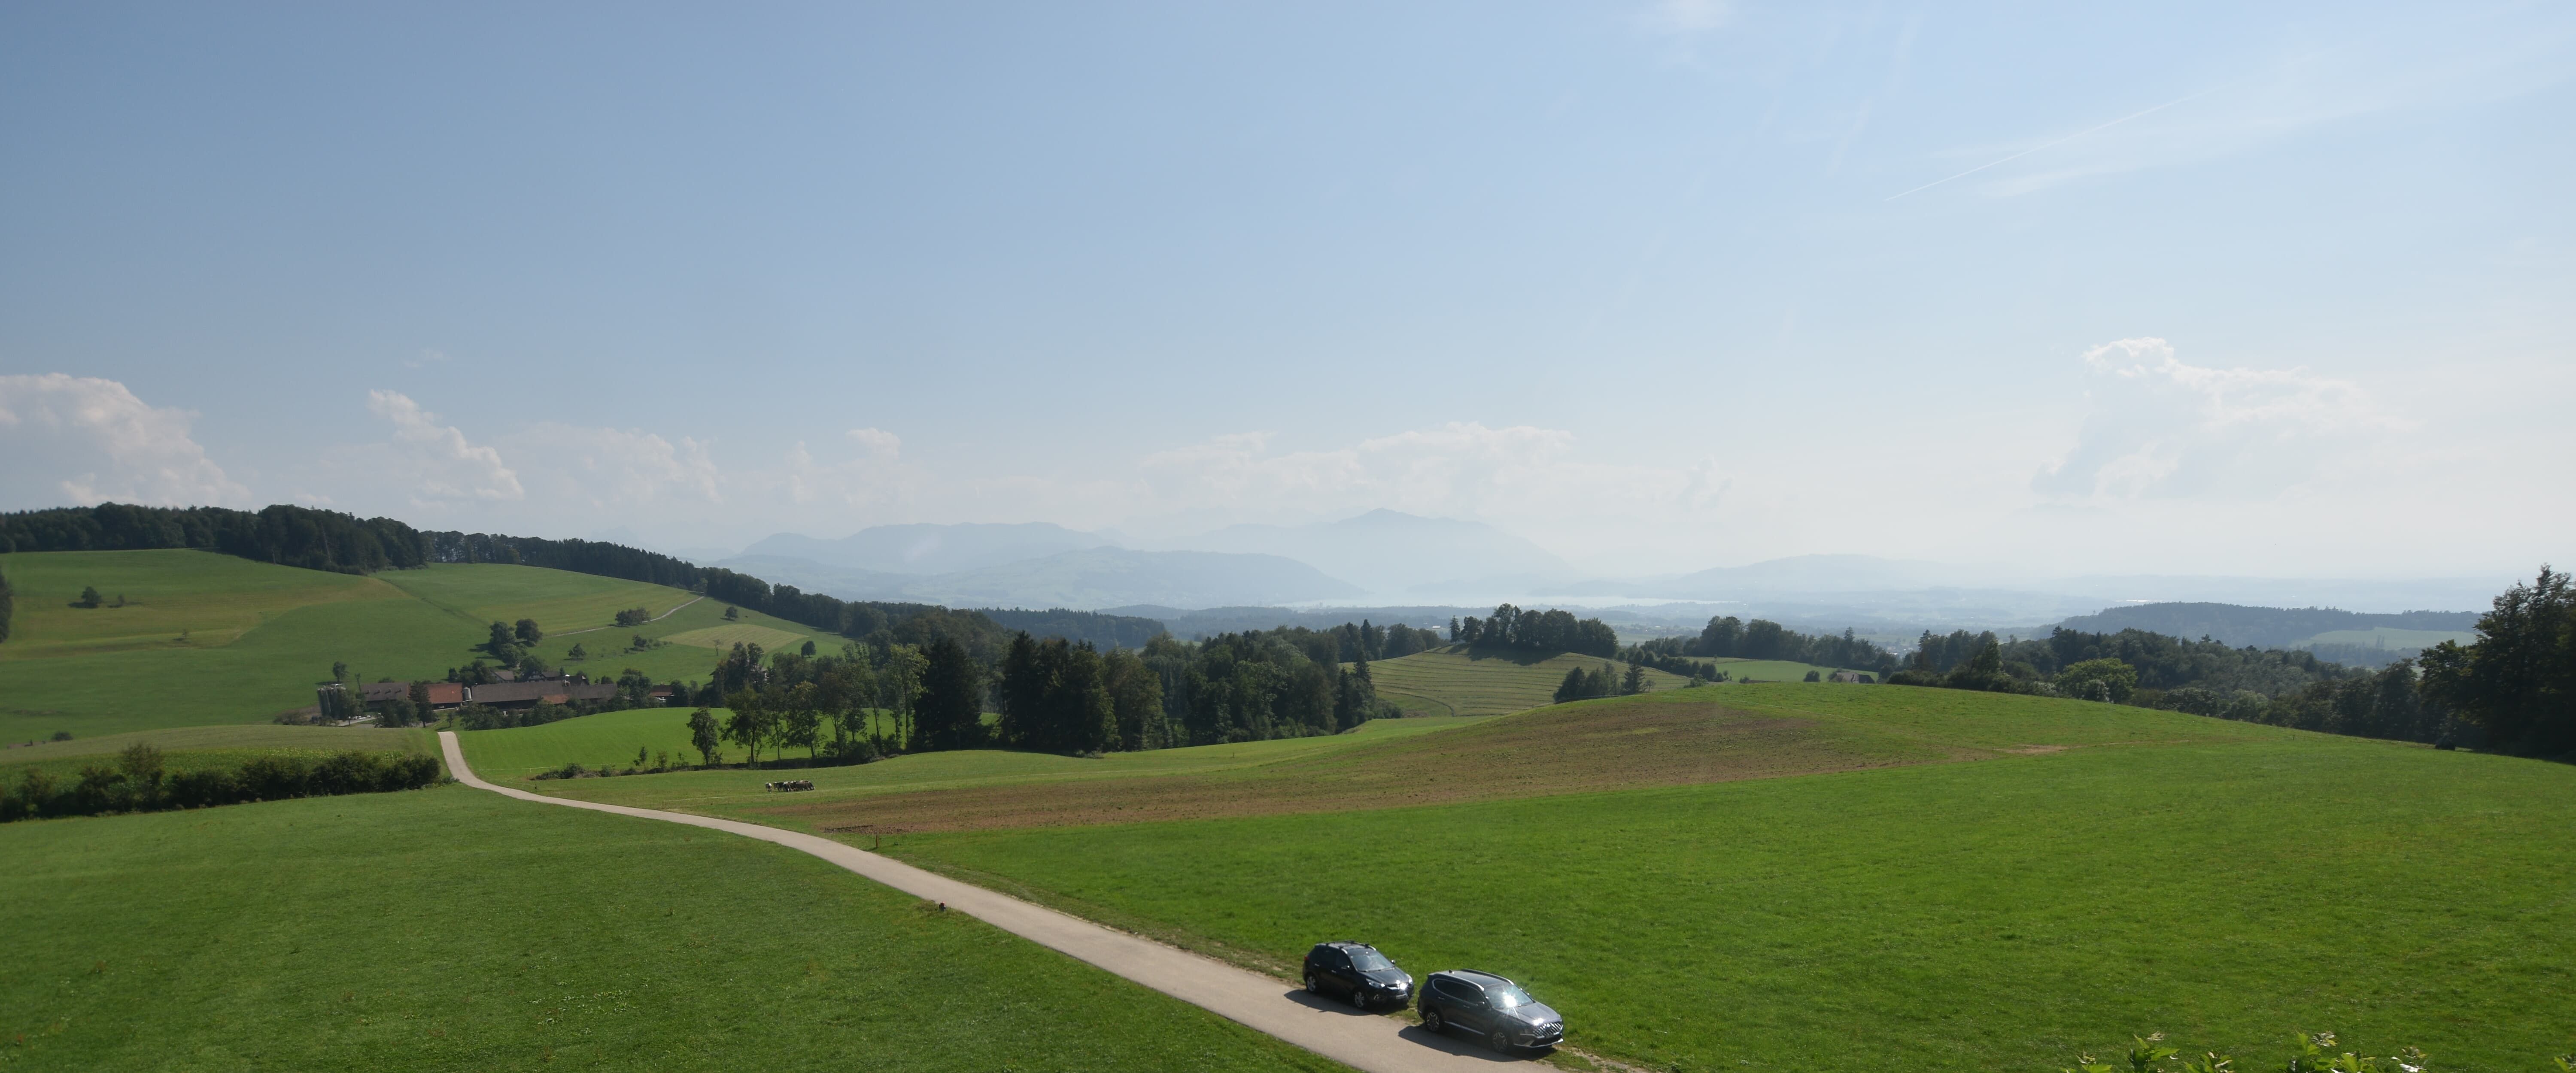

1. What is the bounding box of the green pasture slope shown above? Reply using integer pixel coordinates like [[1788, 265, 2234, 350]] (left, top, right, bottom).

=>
[[1366, 646, 1694, 716], [460, 709, 1480, 805], [883, 686, 2576, 1071], [0, 552, 816, 740], [1693, 655, 1860, 682], [0, 785, 1344, 1073]]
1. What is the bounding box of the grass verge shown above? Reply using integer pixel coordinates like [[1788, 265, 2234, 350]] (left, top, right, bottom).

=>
[[0, 785, 1349, 1072]]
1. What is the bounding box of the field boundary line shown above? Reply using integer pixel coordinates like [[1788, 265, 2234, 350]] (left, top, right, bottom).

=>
[[553, 594, 704, 637], [437, 732, 1514, 1073]]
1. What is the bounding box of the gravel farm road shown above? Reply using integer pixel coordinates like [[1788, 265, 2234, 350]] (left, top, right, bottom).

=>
[[438, 732, 1535, 1072]]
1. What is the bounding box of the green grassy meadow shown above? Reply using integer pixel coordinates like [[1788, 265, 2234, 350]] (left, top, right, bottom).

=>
[[461, 709, 1481, 805], [863, 689, 2576, 1071], [0, 552, 814, 740], [1367, 646, 1693, 716], [0, 785, 1347, 1073], [1695, 655, 1863, 682]]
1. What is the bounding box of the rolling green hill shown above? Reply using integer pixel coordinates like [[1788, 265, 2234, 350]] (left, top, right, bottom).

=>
[[1364, 646, 1695, 716], [0, 552, 817, 740], [0, 784, 1343, 1073], [460, 709, 1480, 804], [868, 688, 2574, 1070]]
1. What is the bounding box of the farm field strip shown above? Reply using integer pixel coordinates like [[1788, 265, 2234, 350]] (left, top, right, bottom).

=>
[[1364, 648, 1694, 717], [882, 729, 2576, 1072], [507, 685, 2277, 835], [460, 710, 1484, 804], [434, 733, 1507, 1073]]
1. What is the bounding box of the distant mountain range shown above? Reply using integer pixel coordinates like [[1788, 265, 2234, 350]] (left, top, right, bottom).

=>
[[718, 511, 1564, 610], [720, 547, 1360, 610], [705, 515, 2511, 624], [2053, 603, 2481, 650], [1167, 509, 1577, 597], [740, 522, 1110, 575]]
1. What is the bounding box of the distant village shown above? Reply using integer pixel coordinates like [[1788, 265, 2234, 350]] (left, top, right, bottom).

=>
[[295, 669, 673, 727]]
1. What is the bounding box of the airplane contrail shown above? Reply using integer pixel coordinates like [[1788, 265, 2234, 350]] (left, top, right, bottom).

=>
[[1883, 88, 2217, 202]]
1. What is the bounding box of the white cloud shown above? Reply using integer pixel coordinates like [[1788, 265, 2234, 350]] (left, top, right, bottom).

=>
[[498, 423, 723, 509], [365, 390, 524, 503], [2032, 337, 2401, 501], [0, 373, 251, 508], [1643, 0, 1731, 33], [780, 429, 922, 511]]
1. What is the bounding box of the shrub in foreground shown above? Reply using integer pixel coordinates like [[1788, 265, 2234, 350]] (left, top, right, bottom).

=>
[[2070, 1030, 2575, 1073], [0, 748, 439, 822]]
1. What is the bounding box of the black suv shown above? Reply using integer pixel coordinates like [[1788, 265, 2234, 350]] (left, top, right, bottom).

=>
[[1302, 942, 1413, 1009], [1417, 970, 1564, 1052]]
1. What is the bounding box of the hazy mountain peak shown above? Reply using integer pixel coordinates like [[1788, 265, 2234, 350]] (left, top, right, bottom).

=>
[[1174, 510, 1576, 597], [741, 521, 1113, 576]]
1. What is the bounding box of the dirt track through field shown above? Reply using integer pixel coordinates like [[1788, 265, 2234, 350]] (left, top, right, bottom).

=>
[[438, 732, 1532, 1072]]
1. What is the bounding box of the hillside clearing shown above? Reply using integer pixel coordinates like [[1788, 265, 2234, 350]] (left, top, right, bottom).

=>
[[0, 552, 810, 738], [0, 549, 402, 659], [662, 622, 810, 651], [1365, 646, 1694, 717]]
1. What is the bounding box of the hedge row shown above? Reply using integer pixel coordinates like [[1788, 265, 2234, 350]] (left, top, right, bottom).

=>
[[0, 749, 442, 822]]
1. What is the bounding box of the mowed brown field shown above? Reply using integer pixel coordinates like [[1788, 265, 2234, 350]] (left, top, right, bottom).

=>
[[752, 685, 2260, 836]]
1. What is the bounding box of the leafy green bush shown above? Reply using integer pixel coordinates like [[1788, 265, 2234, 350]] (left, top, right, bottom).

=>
[[2072, 1031, 2464, 1073], [1, 750, 438, 822]]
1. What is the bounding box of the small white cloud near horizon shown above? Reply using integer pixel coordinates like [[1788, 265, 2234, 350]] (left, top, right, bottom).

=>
[[500, 422, 723, 509], [2033, 337, 2403, 502], [1643, 0, 1731, 33], [777, 427, 921, 511], [0, 373, 251, 508], [365, 389, 525, 503]]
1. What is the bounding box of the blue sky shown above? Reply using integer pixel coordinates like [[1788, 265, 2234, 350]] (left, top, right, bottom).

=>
[[3, 1, 2569, 579]]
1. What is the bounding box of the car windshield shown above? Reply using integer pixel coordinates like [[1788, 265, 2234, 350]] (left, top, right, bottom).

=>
[[1349, 950, 1394, 972], [1489, 986, 1535, 1008]]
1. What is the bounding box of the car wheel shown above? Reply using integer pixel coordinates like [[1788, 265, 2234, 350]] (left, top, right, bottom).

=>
[[1421, 1008, 1443, 1034], [1349, 986, 1370, 1010], [1488, 1029, 1512, 1053], [1305, 973, 1321, 994]]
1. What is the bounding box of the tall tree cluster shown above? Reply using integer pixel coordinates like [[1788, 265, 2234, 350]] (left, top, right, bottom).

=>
[[1, 503, 428, 573], [1132, 629, 1399, 746], [996, 634, 1165, 754], [1901, 626, 2368, 698], [2419, 567, 2575, 757], [1451, 604, 1619, 658], [1624, 617, 1894, 674]]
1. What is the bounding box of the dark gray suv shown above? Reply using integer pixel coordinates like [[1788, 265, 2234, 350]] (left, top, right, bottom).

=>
[[1416, 970, 1564, 1052], [1302, 941, 1413, 1009]]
